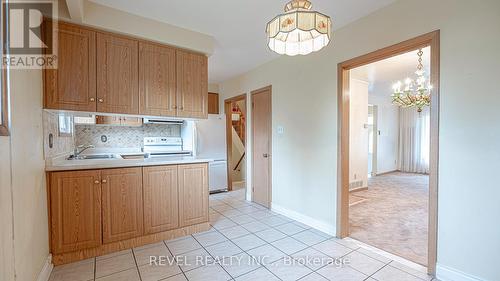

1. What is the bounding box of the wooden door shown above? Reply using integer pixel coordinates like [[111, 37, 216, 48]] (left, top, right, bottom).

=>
[[139, 42, 177, 117], [208, 92, 219, 114], [97, 33, 139, 114], [44, 21, 96, 111], [178, 164, 208, 227], [176, 51, 208, 119], [143, 166, 179, 234], [251, 87, 272, 208], [101, 167, 143, 243], [50, 170, 102, 254]]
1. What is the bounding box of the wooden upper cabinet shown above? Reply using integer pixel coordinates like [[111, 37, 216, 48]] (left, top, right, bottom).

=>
[[208, 92, 219, 114], [143, 166, 179, 234], [139, 42, 177, 117], [101, 167, 143, 243], [97, 33, 139, 114], [176, 51, 208, 119], [44, 22, 96, 111], [49, 170, 102, 254], [178, 163, 209, 227]]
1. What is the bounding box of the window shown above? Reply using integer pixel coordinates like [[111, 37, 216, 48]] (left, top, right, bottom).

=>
[[0, 1, 9, 136]]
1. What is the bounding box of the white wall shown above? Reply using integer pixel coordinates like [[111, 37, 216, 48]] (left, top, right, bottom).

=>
[[349, 79, 369, 189], [219, 0, 500, 280], [368, 82, 399, 174], [0, 136, 15, 281], [0, 69, 49, 281]]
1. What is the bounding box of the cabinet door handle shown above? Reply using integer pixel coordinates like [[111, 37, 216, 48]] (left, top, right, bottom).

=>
[[94, 180, 100, 184], [179, 106, 184, 110], [263, 153, 269, 158], [98, 98, 104, 103], [102, 179, 107, 183], [90, 97, 95, 102], [173, 105, 177, 109]]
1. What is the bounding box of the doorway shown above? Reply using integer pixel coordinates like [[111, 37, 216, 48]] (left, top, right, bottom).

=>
[[224, 94, 247, 192], [337, 31, 439, 274], [251, 86, 272, 208]]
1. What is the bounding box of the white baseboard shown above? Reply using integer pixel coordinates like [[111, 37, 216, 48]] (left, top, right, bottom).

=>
[[271, 203, 336, 236], [436, 264, 485, 281], [36, 254, 53, 281]]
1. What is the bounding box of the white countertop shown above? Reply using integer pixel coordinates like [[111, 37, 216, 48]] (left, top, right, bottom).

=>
[[46, 153, 213, 172]]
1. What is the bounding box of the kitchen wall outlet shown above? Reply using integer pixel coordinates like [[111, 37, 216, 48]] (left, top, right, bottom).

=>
[[277, 126, 284, 135]]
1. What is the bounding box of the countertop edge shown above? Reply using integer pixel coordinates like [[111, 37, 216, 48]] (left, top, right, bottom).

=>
[[45, 158, 214, 172]]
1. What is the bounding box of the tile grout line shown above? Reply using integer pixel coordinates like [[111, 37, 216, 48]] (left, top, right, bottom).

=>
[[213, 196, 378, 280], [189, 231, 241, 280], [211, 223, 284, 281], [130, 247, 144, 281], [161, 240, 188, 281]]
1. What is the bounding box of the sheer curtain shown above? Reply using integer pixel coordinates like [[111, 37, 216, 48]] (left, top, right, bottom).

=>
[[398, 107, 430, 174]]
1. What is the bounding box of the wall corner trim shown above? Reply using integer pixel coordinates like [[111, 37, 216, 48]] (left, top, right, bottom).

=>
[[271, 203, 336, 236], [36, 254, 54, 281], [436, 263, 485, 281]]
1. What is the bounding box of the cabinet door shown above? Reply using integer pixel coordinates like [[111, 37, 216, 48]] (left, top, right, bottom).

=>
[[101, 167, 143, 243], [143, 166, 179, 234], [139, 42, 177, 117], [208, 92, 219, 114], [45, 21, 96, 111], [176, 51, 208, 119], [50, 170, 101, 254], [178, 164, 209, 227], [97, 33, 139, 114]]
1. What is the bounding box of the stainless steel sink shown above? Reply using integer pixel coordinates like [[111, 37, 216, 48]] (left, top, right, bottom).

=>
[[67, 154, 115, 160]]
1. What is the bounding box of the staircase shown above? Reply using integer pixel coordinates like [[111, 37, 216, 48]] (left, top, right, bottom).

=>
[[231, 104, 245, 145], [231, 103, 246, 181]]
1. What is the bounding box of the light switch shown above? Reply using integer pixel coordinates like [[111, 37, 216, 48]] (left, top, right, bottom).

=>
[[277, 126, 284, 135]]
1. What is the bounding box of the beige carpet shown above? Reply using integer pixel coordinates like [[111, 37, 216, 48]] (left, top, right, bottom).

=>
[[349, 172, 429, 266]]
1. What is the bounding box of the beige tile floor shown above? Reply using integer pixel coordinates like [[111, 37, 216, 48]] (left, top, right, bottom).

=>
[[49, 188, 437, 281]]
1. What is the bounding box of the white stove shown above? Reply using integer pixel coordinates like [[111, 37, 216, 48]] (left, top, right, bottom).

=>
[[143, 137, 192, 157]]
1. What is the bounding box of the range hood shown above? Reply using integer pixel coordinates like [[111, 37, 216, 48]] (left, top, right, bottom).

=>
[[143, 118, 184, 125]]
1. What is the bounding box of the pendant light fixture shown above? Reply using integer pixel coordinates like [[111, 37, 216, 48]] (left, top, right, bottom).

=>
[[266, 0, 332, 56], [391, 49, 432, 112]]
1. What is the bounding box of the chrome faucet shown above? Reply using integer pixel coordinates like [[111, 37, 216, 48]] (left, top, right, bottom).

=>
[[69, 145, 94, 160]]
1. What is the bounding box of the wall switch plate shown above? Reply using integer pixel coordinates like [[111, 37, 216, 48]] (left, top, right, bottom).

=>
[[277, 126, 284, 135]]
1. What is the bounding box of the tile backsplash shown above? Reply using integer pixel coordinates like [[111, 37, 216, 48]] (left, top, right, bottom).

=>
[[43, 111, 75, 159], [75, 124, 181, 148]]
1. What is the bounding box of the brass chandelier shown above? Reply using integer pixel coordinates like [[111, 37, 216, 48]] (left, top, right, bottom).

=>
[[391, 49, 432, 112], [266, 0, 332, 56]]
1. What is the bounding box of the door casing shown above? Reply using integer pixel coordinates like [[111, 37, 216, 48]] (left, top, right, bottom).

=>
[[337, 31, 440, 274]]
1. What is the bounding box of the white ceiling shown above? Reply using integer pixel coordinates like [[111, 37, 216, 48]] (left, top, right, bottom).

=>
[[89, 0, 396, 83], [351, 46, 431, 97]]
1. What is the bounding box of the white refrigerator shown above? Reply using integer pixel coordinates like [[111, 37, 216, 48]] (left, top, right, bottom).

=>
[[194, 114, 228, 193]]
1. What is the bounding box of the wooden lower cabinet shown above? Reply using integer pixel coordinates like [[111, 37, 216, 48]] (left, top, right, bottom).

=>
[[101, 167, 144, 243], [49, 170, 102, 254], [48, 163, 209, 260], [178, 163, 209, 227], [143, 166, 179, 234]]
